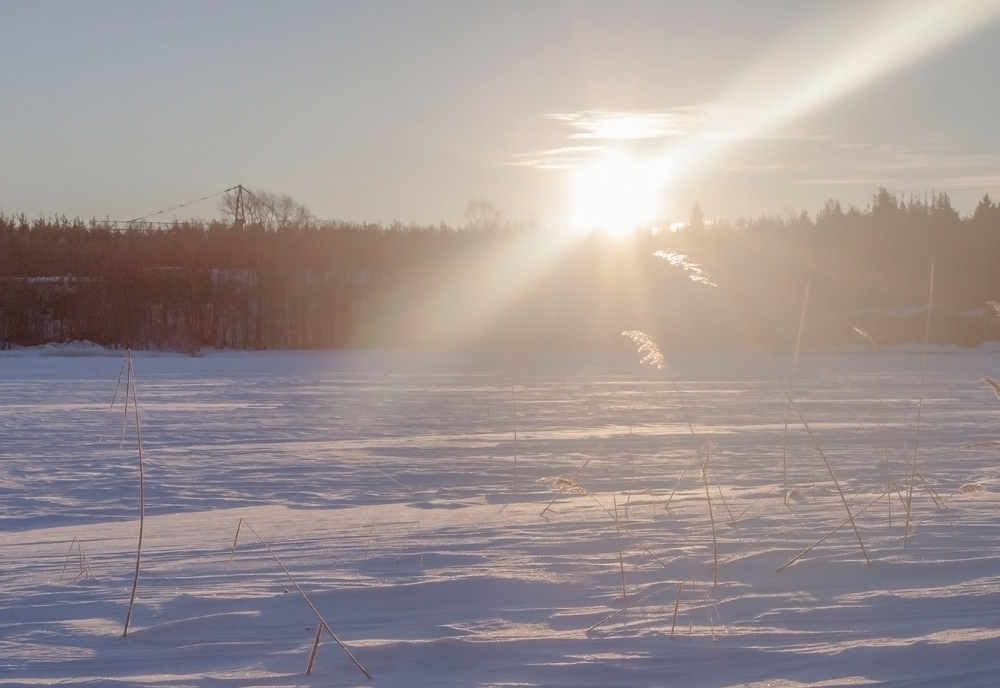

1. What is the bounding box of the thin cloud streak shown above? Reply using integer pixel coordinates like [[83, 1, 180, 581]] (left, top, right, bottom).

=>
[[733, 140, 999, 175], [506, 146, 602, 170], [546, 108, 707, 140], [799, 175, 1000, 190], [797, 178, 905, 186], [514, 108, 827, 172]]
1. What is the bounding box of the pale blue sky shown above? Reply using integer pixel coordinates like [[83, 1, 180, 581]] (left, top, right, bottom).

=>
[[2, 0, 1000, 227]]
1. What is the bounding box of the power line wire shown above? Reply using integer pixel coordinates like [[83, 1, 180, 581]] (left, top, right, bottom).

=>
[[122, 186, 239, 224], [241, 187, 284, 219]]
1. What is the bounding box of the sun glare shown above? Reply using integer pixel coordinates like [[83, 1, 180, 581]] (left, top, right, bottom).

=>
[[553, 0, 1000, 240], [567, 148, 670, 238]]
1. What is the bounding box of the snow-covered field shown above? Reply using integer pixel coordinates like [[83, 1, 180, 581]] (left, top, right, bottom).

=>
[[5, 344, 1000, 687]]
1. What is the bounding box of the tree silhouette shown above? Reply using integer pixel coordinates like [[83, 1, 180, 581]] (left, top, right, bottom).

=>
[[219, 188, 314, 231], [688, 203, 705, 231], [463, 199, 502, 233], [3, 186, 1000, 352]]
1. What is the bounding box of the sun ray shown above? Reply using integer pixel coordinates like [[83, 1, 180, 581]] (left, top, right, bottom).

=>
[[558, 0, 1000, 236]]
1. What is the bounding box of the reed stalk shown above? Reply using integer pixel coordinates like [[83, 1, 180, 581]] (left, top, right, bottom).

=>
[[904, 261, 934, 547], [504, 344, 519, 493], [231, 518, 372, 680], [783, 284, 809, 505], [854, 327, 892, 526], [654, 251, 870, 565], [118, 350, 145, 638]]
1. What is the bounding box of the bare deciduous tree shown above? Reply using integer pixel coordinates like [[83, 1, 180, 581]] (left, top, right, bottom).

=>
[[463, 199, 502, 233], [219, 188, 314, 231]]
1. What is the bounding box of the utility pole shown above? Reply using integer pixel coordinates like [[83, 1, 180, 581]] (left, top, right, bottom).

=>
[[233, 184, 246, 231]]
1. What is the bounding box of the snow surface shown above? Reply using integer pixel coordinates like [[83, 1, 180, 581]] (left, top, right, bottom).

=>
[[4, 345, 1000, 687]]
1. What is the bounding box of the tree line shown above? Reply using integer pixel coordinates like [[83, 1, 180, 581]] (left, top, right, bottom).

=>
[[2, 188, 1000, 352]]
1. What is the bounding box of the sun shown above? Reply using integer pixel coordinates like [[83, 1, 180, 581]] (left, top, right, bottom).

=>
[[567, 148, 670, 238]]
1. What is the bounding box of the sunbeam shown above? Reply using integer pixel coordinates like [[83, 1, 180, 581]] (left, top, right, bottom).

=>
[[562, 0, 1000, 235]]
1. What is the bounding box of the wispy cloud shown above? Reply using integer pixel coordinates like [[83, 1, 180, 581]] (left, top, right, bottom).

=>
[[937, 174, 1000, 188], [506, 146, 601, 170], [546, 108, 707, 140], [796, 140, 1000, 187], [722, 162, 813, 173], [855, 143, 996, 171], [513, 106, 822, 170], [547, 106, 826, 143], [798, 177, 902, 186], [800, 173, 1000, 190]]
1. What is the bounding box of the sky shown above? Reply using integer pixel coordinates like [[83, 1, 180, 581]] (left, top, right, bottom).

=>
[[2, 0, 1000, 230]]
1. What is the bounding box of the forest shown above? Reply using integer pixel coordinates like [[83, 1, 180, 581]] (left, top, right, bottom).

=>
[[2, 188, 1000, 352]]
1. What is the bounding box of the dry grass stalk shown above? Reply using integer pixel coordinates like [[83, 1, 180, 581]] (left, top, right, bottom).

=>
[[983, 377, 1000, 400], [765, 338, 870, 562], [363, 460, 415, 494], [848, 405, 908, 522], [733, 484, 781, 523], [60, 537, 80, 581], [669, 582, 684, 638], [783, 284, 809, 505], [693, 582, 723, 641], [626, 427, 701, 515], [621, 331, 665, 370], [906, 493, 958, 537], [957, 439, 1000, 450], [363, 517, 378, 562], [613, 499, 627, 599], [608, 457, 627, 599], [305, 623, 326, 675], [654, 251, 871, 565], [229, 517, 244, 562], [588, 583, 670, 632], [624, 422, 636, 516], [504, 344, 519, 493], [622, 329, 729, 580], [543, 453, 673, 569], [669, 581, 724, 640], [777, 489, 889, 572], [651, 250, 718, 288], [662, 452, 702, 513], [884, 447, 947, 516], [825, 369, 909, 522], [60, 537, 96, 582], [99, 356, 128, 443], [539, 445, 602, 516], [698, 440, 719, 586], [904, 261, 934, 547], [721, 524, 793, 566], [540, 476, 587, 493], [396, 523, 416, 564], [587, 579, 724, 640], [854, 327, 893, 526], [231, 517, 372, 680], [579, 485, 672, 569], [832, 370, 948, 520], [656, 436, 726, 577], [708, 463, 738, 527], [109, 350, 145, 638], [73, 548, 96, 582]]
